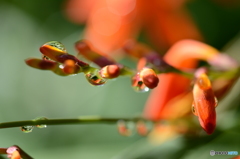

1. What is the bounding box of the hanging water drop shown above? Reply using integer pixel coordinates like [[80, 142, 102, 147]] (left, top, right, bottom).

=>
[[214, 96, 218, 107], [117, 120, 135, 136], [34, 116, 48, 128], [136, 120, 151, 136], [85, 68, 107, 86], [21, 126, 34, 133], [132, 73, 149, 92], [192, 102, 198, 116]]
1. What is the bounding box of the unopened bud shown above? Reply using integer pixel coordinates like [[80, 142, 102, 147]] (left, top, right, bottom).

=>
[[193, 69, 217, 135], [63, 59, 79, 74], [140, 68, 159, 89], [25, 58, 57, 70], [99, 65, 120, 79]]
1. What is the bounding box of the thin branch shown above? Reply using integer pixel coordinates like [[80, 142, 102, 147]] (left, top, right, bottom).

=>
[[0, 116, 150, 129]]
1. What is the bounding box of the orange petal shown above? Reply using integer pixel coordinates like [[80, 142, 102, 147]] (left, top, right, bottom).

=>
[[64, 0, 96, 23], [11, 151, 21, 159], [138, 0, 202, 50], [84, 0, 141, 54]]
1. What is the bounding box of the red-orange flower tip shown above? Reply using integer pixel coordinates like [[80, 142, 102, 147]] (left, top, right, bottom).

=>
[[140, 68, 159, 89], [193, 69, 217, 135], [25, 58, 57, 70], [75, 40, 91, 53], [7, 146, 21, 159], [99, 64, 120, 79]]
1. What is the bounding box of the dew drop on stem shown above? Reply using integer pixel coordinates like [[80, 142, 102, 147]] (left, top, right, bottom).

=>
[[34, 116, 48, 128], [136, 120, 149, 136], [21, 126, 34, 133], [85, 68, 107, 86], [117, 120, 135, 137]]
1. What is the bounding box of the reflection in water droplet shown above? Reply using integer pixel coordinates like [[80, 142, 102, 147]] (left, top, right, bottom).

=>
[[21, 126, 34, 133], [214, 96, 218, 107], [136, 120, 150, 136], [192, 102, 198, 116], [44, 41, 67, 52], [132, 73, 149, 92], [117, 120, 135, 136], [85, 68, 107, 86], [34, 117, 48, 128]]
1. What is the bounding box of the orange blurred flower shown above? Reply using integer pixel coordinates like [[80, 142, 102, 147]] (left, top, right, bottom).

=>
[[64, 0, 202, 53], [64, 0, 239, 135]]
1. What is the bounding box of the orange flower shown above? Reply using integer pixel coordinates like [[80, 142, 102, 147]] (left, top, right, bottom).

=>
[[64, 0, 239, 135], [144, 39, 239, 135], [64, 0, 202, 53], [144, 40, 219, 121]]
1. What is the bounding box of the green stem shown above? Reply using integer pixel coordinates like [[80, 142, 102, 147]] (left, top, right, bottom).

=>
[[169, 67, 194, 78], [120, 66, 135, 76], [0, 116, 150, 129]]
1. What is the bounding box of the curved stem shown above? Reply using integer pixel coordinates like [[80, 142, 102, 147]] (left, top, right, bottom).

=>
[[0, 116, 150, 129]]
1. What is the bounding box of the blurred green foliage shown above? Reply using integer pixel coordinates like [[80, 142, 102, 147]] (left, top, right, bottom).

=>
[[0, 0, 240, 159]]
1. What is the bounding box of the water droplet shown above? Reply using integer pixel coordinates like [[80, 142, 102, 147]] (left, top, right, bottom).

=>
[[132, 73, 149, 92], [214, 96, 218, 107], [117, 120, 135, 136], [192, 102, 198, 116], [85, 68, 107, 86], [136, 120, 150, 136], [21, 126, 34, 133], [34, 117, 48, 128], [44, 41, 67, 52]]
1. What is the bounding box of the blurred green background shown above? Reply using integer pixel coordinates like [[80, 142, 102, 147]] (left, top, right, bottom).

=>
[[0, 0, 240, 158]]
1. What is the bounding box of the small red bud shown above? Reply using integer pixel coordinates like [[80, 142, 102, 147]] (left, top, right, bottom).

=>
[[25, 58, 57, 70], [140, 68, 159, 89], [99, 65, 120, 79], [63, 59, 79, 74]]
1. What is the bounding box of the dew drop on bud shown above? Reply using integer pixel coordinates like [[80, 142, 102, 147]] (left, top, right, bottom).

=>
[[34, 116, 48, 128], [44, 41, 67, 52], [132, 73, 149, 92], [85, 68, 107, 86], [214, 96, 218, 107], [136, 120, 149, 136], [117, 120, 135, 136], [21, 126, 34, 133]]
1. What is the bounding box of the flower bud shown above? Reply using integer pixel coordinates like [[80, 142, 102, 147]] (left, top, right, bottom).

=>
[[140, 68, 159, 89], [193, 70, 217, 134], [75, 40, 115, 67], [25, 58, 57, 70], [99, 65, 120, 79], [63, 59, 80, 74], [39, 41, 67, 61]]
